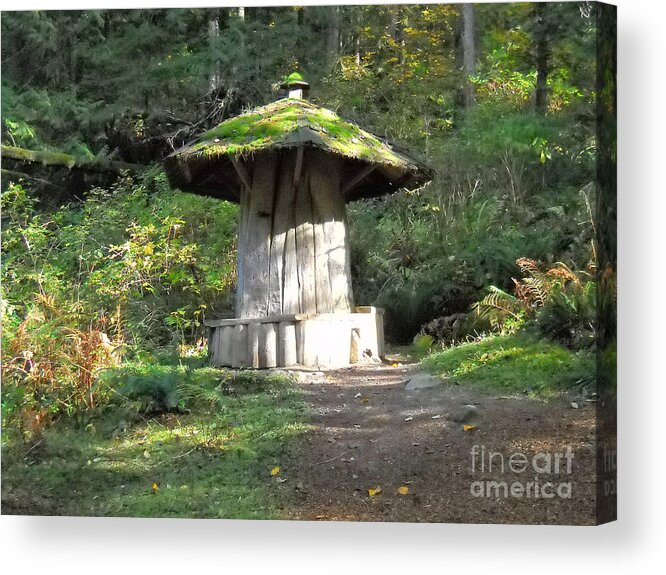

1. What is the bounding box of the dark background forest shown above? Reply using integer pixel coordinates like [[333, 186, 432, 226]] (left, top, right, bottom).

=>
[[2, 3, 605, 435]]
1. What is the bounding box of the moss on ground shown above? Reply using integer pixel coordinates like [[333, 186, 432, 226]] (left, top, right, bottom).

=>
[[420, 334, 595, 398]]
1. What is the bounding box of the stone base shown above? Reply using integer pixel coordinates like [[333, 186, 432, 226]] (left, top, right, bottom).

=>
[[204, 307, 385, 369]]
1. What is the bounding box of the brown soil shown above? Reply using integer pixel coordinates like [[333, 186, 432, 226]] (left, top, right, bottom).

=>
[[278, 362, 597, 525]]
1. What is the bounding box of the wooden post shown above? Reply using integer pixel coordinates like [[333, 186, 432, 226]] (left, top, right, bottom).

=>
[[220, 326, 234, 366], [350, 328, 361, 364], [295, 320, 306, 365], [236, 186, 251, 315], [294, 167, 317, 314], [231, 324, 248, 368], [268, 153, 294, 315], [375, 309, 386, 359], [248, 322, 261, 368], [279, 322, 297, 366], [260, 323, 278, 368], [209, 328, 220, 365], [310, 152, 353, 311], [281, 154, 300, 314]]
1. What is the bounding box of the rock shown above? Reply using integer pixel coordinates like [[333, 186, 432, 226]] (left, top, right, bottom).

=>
[[450, 405, 480, 425], [404, 373, 442, 390]]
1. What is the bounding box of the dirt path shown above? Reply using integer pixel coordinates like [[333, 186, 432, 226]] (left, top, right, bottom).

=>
[[279, 361, 597, 525]]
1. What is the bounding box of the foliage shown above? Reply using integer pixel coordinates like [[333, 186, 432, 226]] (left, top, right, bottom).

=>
[[471, 257, 596, 348], [2, 176, 237, 345], [534, 279, 596, 349], [421, 334, 595, 397], [472, 285, 525, 333], [1, 177, 237, 431], [1, 296, 120, 440], [412, 334, 435, 359], [98, 361, 295, 414]]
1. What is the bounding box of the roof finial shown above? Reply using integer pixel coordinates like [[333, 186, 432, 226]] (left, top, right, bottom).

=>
[[280, 72, 309, 99]]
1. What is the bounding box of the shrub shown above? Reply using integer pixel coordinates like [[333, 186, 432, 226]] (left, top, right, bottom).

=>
[[1, 294, 120, 439], [418, 313, 474, 346], [412, 334, 435, 359], [470, 257, 595, 348], [534, 281, 596, 349], [1, 176, 239, 435]]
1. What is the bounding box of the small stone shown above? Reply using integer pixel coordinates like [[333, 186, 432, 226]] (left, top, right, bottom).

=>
[[404, 373, 442, 390], [450, 405, 480, 425]]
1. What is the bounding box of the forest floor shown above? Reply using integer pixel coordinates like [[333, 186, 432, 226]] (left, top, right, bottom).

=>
[[2, 345, 598, 525], [277, 357, 598, 525]]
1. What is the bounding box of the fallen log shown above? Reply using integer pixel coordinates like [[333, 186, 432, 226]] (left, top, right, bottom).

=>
[[1, 144, 145, 174]]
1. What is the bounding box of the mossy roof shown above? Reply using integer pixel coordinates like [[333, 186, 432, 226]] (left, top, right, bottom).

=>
[[281, 72, 308, 87], [165, 98, 432, 202]]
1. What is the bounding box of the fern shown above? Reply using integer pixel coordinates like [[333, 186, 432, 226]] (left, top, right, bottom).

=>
[[178, 378, 224, 409], [472, 285, 523, 329], [534, 282, 596, 349], [515, 276, 548, 307], [471, 258, 595, 344]]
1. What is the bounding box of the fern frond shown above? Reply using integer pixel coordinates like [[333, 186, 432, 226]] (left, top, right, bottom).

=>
[[516, 276, 548, 308], [472, 285, 522, 321]]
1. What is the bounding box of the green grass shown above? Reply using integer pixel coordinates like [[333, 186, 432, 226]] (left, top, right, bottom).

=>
[[420, 334, 595, 397], [1, 365, 309, 518]]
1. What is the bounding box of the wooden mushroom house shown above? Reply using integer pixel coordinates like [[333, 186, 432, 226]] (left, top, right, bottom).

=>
[[165, 74, 432, 369]]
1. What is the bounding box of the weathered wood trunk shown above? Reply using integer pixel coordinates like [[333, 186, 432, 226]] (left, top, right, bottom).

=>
[[211, 148, 386, 369], [236, 148, 354, 318]]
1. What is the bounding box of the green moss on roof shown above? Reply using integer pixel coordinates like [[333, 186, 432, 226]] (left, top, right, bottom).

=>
[[175, 98, 421, 170], [282, 72, 306, 84]]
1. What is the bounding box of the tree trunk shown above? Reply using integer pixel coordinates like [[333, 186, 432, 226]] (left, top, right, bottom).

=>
[[326, 6, 339, 70], [208, 11, 221, 93], [236, 149, 353, 318], [390, 7, 405, 68], [461, 3, 476, 107], [534, 3, 549, 114]]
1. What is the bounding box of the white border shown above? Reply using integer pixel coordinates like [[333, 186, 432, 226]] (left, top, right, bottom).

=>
[[2, 1, 665, 573]]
